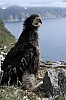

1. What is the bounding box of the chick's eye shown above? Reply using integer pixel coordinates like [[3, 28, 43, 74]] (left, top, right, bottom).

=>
[[36, 18, 39, 21]]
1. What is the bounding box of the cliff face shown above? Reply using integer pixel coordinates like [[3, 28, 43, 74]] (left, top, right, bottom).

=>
[[0, 20, 16, 49], [1, 6, 66, 22]]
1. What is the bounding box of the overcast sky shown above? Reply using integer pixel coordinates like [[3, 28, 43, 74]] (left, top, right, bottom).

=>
[[0, 0, 62, 4], [1, 0, 66, 8]]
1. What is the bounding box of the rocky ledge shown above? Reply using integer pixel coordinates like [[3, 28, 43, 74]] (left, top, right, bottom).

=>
[[0, 51, 66, 100]]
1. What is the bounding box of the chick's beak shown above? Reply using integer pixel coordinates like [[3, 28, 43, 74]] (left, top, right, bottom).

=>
[[39, 19, 42, 25], [32, 17, 42, 27], [37, 19, 42, 27]]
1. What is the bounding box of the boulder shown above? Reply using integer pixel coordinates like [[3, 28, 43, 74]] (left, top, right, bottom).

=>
[[43, 68, 59, 96], [58, 68, 66, 95]]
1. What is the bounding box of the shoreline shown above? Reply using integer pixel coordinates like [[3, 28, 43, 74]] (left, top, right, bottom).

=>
[[4, 17, 66, 23]]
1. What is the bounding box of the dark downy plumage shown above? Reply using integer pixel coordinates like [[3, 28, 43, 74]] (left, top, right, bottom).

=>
[[1, 14, 42, 88]]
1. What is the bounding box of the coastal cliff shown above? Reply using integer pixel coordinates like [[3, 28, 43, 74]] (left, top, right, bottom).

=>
[[0, 6, 66, 22]]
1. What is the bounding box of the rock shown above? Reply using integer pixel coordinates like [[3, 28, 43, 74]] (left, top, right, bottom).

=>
[[43, 68, 59, 96], [58, 68, 66, 95], [0, 70, 3, 84], [0, 54, 4, 84]]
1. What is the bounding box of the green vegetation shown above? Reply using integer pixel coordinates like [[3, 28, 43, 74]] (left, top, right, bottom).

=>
[[0, 86, 22, 100], [0, 86, 65, 100], [55, 96, 65, 100], [0, 19, 16, 51]]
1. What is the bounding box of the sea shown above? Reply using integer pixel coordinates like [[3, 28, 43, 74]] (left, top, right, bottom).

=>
[[4, 18, 66, 61]]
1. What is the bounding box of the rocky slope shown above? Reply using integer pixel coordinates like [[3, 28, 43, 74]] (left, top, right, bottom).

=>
[[0, 19, 16, 51]]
